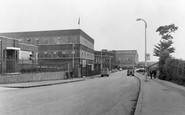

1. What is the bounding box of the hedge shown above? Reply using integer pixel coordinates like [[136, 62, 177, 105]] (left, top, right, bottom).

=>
[[163, 58, 185, 85]]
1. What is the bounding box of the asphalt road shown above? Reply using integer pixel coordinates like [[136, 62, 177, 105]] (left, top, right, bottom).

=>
[[0, 70, 140, 115]]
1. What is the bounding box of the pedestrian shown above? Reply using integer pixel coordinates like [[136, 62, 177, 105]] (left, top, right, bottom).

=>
[[66, 72, 69, 79], [150, 70, 153, 79], [70, 71, 73, 79], [153, 70, 157, 79]]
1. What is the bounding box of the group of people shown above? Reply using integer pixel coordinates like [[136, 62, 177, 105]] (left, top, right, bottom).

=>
[[65, 71, 74, 79], [149, 70, 157, 79]]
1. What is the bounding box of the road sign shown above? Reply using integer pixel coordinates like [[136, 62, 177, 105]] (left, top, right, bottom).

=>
[[146, 53, 150, 60]]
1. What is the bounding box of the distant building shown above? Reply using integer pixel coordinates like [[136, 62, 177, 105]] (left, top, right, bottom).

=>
[[138, 61, 158, 69], [94, 50, 116, 70], [0, 29, 94, 76], [0, 36, 38, 73], [114, 50, 139, 69]]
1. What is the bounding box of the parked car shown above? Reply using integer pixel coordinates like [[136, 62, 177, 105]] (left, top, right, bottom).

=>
[[127, 69, 135, 76], [101, 68, 110, 77]]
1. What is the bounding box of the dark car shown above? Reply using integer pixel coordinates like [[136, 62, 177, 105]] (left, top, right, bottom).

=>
[[127, 69, 134, 76]]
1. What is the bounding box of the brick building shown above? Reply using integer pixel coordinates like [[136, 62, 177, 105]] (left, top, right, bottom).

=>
[[115, 50, 139, 69], [0, 29, 94, 76], [0, 36, 38, 74]]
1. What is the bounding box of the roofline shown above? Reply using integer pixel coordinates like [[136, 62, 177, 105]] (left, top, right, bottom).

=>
[[0, 29, 94, 43]]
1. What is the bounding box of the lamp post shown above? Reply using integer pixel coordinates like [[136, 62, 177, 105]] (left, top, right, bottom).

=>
[[137, 18, 148, 82], [0, 38, 2, 75]]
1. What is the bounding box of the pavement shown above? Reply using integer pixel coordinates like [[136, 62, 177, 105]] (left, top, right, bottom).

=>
[[0, 78, 87, 88], [134, 72, 185, 115], [0, 74, 101, 88]]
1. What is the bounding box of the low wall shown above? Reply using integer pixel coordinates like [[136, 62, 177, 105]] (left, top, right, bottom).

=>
[[0, 71, 67, 84]]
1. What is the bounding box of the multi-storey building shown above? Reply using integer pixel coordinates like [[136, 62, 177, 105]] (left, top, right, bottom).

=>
[[115, 50, 139, 69], [0, 29, 94, 76]]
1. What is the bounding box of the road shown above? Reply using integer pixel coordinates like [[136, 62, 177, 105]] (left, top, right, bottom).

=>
[[0, 70, 140, 115]]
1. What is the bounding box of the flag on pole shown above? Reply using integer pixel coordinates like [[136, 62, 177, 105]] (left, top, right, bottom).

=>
[[78, 17, 80, 25]]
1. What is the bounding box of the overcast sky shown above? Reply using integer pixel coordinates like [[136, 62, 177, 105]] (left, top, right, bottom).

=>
[[0, 0, 185, 62]]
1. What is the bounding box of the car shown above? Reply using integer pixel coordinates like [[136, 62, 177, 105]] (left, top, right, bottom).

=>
[[127, 69, 135, 76], [101, 68, 110, 77], [119, 68, 123, 71]]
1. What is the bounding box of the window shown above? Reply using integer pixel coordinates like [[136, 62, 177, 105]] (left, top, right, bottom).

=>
[[43, 37, 49, 45], [53, 36, 60, 44], [44, 51, 48, 58], [35, 38, 39, 45], [56, 37, 60, 44], [62, 51, 67, 57], [27, 38, 31, 44], [58, 51, 62, 58], [48, 51, 52, 58], [38, 51, 43, 58], [53, 51, 58, 58]]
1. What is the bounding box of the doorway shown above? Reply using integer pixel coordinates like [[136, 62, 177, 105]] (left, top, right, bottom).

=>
[[6, 49, 17, 73]]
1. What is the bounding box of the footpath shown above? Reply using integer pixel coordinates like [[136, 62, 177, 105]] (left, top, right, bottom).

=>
[[0, 74, 101, 88], [134, 73, 185, 115], [0, 78, 85, 88]]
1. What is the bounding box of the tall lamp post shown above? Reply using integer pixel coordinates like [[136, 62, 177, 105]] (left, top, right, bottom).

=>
[[101, 50, 103, 69], [0, 38, 2, 75], [136, 18, 148, 82]]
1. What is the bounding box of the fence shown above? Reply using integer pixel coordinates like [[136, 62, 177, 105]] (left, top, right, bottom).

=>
[[0, 58, 101, 78], [0, 58, 69, 74]]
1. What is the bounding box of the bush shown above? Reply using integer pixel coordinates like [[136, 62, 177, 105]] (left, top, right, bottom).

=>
[[158, 51, 170, 80], [163, 58, 185, 85]]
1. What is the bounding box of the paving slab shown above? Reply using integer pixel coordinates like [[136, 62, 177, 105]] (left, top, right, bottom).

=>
[[135, 73, 185, 115]]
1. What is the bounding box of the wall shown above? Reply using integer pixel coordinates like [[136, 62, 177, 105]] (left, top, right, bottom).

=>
[[0, 71, 66, 84]]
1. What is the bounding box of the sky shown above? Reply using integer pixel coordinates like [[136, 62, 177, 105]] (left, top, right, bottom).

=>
[[0, 0, 185, 62]]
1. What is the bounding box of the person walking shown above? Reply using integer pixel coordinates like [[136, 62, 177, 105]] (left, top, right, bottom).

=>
[[150, 70, 153, 79]]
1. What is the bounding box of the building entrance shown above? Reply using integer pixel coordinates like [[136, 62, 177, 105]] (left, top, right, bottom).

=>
[[6, 49, 17, 73]]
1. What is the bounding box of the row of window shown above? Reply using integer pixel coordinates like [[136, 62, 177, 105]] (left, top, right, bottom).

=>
[[94, 56, 113, 63], [38, 50, 94, 59], [81, 51, 94, 57], [39, 50, 77, 58], [20, 36, 78, 45]]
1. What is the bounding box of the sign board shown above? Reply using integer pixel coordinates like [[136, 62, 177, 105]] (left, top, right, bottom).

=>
[[146, 53, 150, 60]]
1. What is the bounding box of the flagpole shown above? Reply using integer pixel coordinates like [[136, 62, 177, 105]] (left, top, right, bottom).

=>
[[78, 17, 80, 29]]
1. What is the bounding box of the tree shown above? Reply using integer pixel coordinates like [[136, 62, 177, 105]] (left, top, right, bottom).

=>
[[154, 24, 178, 57], [154, 24, 178, 79], [158, 51, 170, 79], [154, 40, 175, 57]]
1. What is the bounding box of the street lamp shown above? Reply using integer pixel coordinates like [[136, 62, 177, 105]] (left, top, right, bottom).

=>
[[0, 38, 2, 75], [101, 50, 103, 69], [136, 18, 148, 82]]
